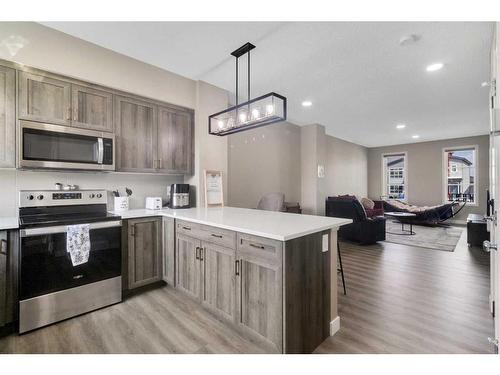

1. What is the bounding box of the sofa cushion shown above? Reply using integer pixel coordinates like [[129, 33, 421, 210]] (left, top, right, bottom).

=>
[[361, 197, 375, 210]]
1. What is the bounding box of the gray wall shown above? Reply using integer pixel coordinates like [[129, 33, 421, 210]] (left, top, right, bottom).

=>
[[227, 122, 301, 209], [325, 135, 368, 198], [227, 122, 369, 215], [367, 135, 489, 222], [0, 170, 183, 217]]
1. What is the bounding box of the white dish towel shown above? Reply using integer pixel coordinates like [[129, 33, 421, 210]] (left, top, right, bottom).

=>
[[66, 224, 91, 266]]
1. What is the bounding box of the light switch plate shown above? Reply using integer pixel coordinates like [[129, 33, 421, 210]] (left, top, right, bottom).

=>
[[322, 233, 329, 252], [318, 164, 325, 178]]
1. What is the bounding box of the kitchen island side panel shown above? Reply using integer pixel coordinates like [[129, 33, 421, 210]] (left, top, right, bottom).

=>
[[283, 230, 331, 354]]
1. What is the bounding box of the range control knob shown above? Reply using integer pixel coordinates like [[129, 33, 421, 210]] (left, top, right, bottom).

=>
[[37, 195, 44, 200], [27, 194, 34, 201], [89, 193, 95, 199], [96, 193, 102, 198]]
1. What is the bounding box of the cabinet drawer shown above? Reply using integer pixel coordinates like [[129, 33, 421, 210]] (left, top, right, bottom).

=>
[[199, 225, 236, 249], [237, 233, 282, 264], [176, 220, 206, 239], [177, 220, 236, 249]]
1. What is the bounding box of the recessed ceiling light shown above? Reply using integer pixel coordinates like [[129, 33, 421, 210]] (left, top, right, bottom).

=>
[[426, 62, 444, 72], [412, 135, 420, 139], [302, 100, 312, 107], [481, 81, 490, 87], [396, 124, 406, 129]]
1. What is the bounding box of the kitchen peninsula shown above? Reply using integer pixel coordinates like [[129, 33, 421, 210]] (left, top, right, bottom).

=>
[[114, 206, 351, 354]]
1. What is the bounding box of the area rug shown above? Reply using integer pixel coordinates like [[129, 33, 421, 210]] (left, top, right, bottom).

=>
[[384, 221, 463, 252]]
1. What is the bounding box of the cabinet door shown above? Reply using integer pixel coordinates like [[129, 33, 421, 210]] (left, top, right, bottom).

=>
[[114, 95, 157, 172], [128, 217, 162, 289], [162, 217, 175, 285], [0, 231, 7, 326], [18, 71, 71, 125], [157, 106, 193, 174], [201, 241, 236, 322], [176, 234, 201, 300], [71, 84, 113, 132], [236, 251, 283, 352], [0, 65, 15, 168]]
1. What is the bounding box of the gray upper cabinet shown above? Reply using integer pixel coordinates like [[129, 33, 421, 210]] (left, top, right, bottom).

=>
[[18, 71, 72, 126], [114, 95, 158, 172], [71, 84, 113, 132], [157, 106, 193, 174], [0, 65, 15, 168], [127, 217, 162, 289]]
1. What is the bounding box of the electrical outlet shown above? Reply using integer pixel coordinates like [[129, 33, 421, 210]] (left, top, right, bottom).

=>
[[318, 164, 325, 178], [322, 233, 329, 252]]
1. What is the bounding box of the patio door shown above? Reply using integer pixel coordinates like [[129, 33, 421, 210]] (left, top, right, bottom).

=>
[[487, 22, 499, 353]]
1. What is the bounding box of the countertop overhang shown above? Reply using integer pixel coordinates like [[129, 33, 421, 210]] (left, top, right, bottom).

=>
[[110, 206, 352, 241]]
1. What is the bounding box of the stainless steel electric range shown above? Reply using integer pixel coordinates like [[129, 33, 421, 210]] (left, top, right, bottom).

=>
[[18, 190, 122, 333]]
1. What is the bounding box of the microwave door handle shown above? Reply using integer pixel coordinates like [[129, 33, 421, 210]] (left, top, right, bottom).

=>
[[97, 138, 104, 164]]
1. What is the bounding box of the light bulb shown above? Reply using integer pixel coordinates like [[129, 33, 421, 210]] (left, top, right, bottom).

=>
[[217, 120, 225, 130], [239, 112, 247, 123], [266, 104, 274, 116], [251, 108, 260, 120], [227, 117, 235, 128]]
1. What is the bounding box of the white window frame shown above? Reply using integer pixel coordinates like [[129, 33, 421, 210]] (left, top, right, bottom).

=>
[[442, 145, 478, 206], [381, 152, 408, 202]]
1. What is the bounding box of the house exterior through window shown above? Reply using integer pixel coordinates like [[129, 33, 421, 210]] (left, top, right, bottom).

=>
[[443, 146, 477, 204], [382, 153, 406, 200]]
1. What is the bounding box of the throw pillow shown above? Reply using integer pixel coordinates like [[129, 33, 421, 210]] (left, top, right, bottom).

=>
[[361, 197, 375, 210]]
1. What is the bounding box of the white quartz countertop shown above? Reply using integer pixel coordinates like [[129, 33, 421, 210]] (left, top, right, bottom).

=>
[[109, 206, 352, 241], [0, 217, 19, 230]]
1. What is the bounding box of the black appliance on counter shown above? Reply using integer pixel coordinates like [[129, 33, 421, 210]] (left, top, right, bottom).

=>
[[18, 190, 122, 333], [168, 184, 191, 209]]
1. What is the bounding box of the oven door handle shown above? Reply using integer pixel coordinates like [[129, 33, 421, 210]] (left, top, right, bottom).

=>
[[97, 137, 104, 164], [20, 220, 122, 238]]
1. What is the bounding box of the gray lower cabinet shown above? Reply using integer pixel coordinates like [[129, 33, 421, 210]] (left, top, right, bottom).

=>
[[175, 234, 201, 299], [127, 217, 162, 289], [71, 84, 113, 132], [162, 217, 175, 285], [114, 95, 158, 173], [201, 241, 236, 322], [236, 235, 283, 352], [157, 106, 193, 174], [0, 230, 18, 328], [0, 65, 15, 168], [18, 71, 72, 126]]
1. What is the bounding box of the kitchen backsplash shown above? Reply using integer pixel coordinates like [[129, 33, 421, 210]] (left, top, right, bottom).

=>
[[0, 169, 183, 217]]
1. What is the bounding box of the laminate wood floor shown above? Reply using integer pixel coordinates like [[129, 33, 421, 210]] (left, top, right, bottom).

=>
[[0, 227, 495, 354]]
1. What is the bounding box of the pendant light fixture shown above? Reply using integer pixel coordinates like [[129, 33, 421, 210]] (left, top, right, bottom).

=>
[[209, 42, 287, 136]]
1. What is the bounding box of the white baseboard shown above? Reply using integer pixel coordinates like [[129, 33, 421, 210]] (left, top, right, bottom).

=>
[[330, 316, 340, 336]]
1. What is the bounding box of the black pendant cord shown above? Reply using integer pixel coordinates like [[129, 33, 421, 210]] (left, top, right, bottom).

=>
[[247, 50, 251, 103], [235, 56, 239, 107]]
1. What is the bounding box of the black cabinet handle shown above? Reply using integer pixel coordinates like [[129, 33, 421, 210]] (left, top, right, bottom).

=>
[[0, 239, 7, 255], [200, 247, 204, 261], [195, 246, 200, 260], [249, 243, 265, 250], [182, 226, 191, 231], [235, 260, 240, 276], [211, 234, 223, 238]]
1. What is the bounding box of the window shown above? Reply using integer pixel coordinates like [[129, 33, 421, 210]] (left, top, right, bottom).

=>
[[443, 146, 477, 204], [382, 153, 407, 200]]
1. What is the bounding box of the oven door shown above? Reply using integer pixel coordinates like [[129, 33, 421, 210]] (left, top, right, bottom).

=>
[[19, 121, 115, 171], [19, 220, 122, 301]]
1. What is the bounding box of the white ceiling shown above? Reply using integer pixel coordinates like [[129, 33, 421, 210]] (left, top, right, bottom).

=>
[[42, 22, 494, 147]]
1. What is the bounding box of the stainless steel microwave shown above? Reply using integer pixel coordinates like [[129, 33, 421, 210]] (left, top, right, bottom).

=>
[[18, 121, 115, 171]]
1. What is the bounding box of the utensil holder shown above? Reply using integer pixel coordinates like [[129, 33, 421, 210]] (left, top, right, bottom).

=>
[[114, 196, 129, 212]]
